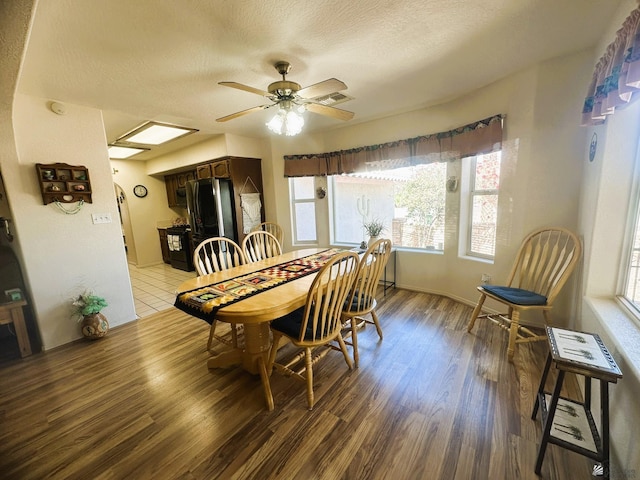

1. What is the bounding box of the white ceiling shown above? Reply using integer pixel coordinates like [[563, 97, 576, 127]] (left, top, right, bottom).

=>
[[17, 0, 622, 161]]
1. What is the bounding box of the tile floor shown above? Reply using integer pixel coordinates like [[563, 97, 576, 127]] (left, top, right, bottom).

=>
[[128, 262, 196, 318]]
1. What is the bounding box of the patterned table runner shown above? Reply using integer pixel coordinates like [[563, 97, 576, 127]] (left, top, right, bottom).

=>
[[174, 248, 345, 324]]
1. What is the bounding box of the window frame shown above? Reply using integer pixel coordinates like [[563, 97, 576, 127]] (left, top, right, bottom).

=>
[[327, 161, 447, 251], [288, 177, 319, 246], [617, 141, 640, 323], [460, 152, 501, 261]]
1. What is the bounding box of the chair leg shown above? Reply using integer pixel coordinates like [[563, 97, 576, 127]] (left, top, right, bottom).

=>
[[507, 310, 520, 363], [207, 319, 240, 350], [267, 332, 282, 373], [230, 324, 238, 348], [350, 317, 360, 368], [305, 348, 314, 410], [542, 310, 553, 327], [370, 309, 383, 340], [337, 332, 354, 370], [467, 293, 486, 332], [257, 355, 274, 411], [207, 319, 218, 351]]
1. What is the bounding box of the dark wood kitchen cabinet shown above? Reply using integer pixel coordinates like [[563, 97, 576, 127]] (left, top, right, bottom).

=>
[[196, 159, 231, 179], [163, 157, 263, 245], [221, 157, 263, 245], [164, 170, 195, 208], [158, 228, 170, 264], [165, 177, 177, 207]]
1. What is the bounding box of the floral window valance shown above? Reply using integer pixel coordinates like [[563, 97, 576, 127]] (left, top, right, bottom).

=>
[[283, 114, 504, 177], [582, 4, 640, 126]]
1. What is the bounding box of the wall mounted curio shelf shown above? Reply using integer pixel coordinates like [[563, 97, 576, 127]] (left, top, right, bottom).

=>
[[35, 163, 93, 204]]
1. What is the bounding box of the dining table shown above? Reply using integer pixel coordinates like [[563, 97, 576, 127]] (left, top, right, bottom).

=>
[[174, 248, 345, 411]]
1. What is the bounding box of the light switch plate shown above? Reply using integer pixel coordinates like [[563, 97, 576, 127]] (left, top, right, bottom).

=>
[[91, 213, 112, 224]]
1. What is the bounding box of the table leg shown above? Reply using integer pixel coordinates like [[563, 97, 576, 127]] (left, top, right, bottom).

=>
[[601, 381, 610, 480], [10, 305, 32, 357], [532, 353, 552, 420], [535, 370, 565, 475], [206, 349, 242, 369], [242, 322, 274, 411]]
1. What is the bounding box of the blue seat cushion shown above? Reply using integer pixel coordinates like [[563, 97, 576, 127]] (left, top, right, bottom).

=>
[[345, 292, 374, 312], [271, 307, 329, 341], [482, 285, 547, 306]]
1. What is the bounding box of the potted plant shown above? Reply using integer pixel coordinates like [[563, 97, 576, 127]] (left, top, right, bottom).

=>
[[363, 218, 385, 247], [72, 291, 109, 339]]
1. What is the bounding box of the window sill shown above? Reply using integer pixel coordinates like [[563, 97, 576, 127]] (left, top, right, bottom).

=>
[[331, 243, 443, 254], [459, 254, 494, 265], [584, 296, 640, 381]]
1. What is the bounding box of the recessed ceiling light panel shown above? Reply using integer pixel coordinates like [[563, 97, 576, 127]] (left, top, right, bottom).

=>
[[117, 121, 199, 146], [108, 145, 148, 159]]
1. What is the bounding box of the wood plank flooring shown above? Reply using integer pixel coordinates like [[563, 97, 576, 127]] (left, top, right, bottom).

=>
[[0, 289, 593, 479]]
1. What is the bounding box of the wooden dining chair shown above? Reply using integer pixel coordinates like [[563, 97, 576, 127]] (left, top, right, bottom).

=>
[[193, 237, 245, 275], [251, 221, 284, 246], [267, 250, 360, 410], [242, 230, 282, 263], [467, 227, 581, 362], [192, 237, 246, 350], [341, 238, 392, 367]]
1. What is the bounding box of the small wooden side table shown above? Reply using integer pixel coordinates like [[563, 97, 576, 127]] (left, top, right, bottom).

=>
[[0, 300, 32, 358], [531, 326, 622, 479], [380, 248, 396, 296]]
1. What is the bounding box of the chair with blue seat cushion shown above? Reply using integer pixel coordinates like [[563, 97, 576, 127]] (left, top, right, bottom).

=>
[[467, 227, 581, 362], [341, 238, 392, 367], [267, 250, 360, 410]]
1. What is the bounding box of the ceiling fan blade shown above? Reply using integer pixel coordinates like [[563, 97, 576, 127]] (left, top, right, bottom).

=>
[[218, 81, 272, 97], [297, 78, 348, 99], [305, 103, 354, 121], [216, 105, 267, 122]]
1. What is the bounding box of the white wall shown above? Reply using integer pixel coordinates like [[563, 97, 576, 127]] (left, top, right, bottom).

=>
[[110, 159, 178, 266], [9, 94, 136, 349], [570, 0, 640, 475], [575, 4, 640, 475], [145, 133, 265, 175], [266, 51, 590, 326]]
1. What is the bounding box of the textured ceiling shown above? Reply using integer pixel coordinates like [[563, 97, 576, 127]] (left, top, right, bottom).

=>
[[17, 0, 622, 160]]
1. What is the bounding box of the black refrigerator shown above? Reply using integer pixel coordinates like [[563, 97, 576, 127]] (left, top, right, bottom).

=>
[[185, 177, 237, 245]]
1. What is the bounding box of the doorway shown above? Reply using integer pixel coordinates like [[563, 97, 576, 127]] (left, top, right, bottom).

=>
[[114, 183, 137, 264]]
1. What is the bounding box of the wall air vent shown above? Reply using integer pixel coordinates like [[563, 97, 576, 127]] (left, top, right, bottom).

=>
[[311, 92, 353, 106]]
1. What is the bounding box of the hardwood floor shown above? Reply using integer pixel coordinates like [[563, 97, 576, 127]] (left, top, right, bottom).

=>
[[0, 289, 593, 479]]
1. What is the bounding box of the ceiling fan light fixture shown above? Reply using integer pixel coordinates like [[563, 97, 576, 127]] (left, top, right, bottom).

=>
[[266, 103, 305, 136]]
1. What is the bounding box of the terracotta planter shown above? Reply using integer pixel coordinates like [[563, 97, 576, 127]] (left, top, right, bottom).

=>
[[81, 312, 109, 339]]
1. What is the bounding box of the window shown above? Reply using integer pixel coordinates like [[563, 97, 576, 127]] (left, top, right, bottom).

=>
[[622, 181, 640, 313], [463, 152, 501, 259], [329, 160, 447, 250], [289, 177, 317, 244]]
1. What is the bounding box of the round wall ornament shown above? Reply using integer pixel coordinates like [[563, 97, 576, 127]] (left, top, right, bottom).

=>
[[133, 184, 148, 198], [589, 132, 597, 163]]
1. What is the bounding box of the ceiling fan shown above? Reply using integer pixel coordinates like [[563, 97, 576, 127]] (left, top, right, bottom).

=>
[[216, 61, 355, 124]]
